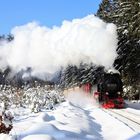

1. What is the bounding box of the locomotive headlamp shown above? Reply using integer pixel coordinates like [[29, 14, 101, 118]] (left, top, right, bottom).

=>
[[106, 92, 109, 95], [117, 92, 121, 94]]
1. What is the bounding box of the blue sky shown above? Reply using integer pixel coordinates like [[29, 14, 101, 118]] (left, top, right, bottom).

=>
[[0, 0, 101, 34]]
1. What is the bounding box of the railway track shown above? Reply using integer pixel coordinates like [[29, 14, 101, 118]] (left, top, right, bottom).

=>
[[102, 108, 140, 133]]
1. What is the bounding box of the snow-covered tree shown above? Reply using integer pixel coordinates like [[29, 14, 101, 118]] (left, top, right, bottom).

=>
[[0, 84, 65, 115], [97, 0, 140, 98], [60, 63, 105, 90]]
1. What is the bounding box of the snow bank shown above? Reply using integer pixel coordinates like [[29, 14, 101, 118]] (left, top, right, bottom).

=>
[[12, 101, 102, 140], [0, 134, 14, 140], [125, 100, 140, 110], [128, 133, 140, 140], [22, 135, 55, 140], [19, 123, 64, 140], [34, 112, 55, 122], [22, 134, 55, 140], [10, 100, 140, 140]]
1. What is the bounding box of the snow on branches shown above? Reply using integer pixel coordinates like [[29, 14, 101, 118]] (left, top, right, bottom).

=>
[[0, 85, 65, 114]]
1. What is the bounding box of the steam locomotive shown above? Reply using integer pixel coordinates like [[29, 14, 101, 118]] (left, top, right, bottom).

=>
[[96, 72, 124, 108], [80, 72, 124, 109]]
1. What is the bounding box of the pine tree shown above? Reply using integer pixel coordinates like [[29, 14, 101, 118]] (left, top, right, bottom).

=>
[[96, 0, 116, 23], [97, 0, 140, 98], [70, 65, 79, 86], [114, 1, 140, 87], [60, 65, 74, 88]]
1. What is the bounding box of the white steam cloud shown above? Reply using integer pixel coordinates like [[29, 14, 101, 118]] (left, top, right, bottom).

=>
[[0, 15, 118, 76]]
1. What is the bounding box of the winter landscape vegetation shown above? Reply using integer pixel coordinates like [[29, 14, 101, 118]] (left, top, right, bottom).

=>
[[0, 0, 140, 140]]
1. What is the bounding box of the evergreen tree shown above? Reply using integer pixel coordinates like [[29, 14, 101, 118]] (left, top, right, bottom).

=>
[[60, 63, 105, 89], [97, 0, 140, 98], [0, 34, 14, 42], [96, 0, 115, 23], [70, 65, 79, 86], [113, 0, 140, 90], [60, 65, 74, 88], [6, 34, 14, 41], [78, 63, 90, 84]]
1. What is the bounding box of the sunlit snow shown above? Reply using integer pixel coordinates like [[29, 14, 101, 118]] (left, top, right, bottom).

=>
[[0, 90, 139, 140]]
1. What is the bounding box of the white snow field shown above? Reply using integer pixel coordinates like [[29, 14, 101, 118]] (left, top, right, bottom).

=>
[[0, 92, 140, 140]]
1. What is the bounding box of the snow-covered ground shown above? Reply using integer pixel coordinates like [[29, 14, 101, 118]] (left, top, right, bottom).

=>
[[125, 100, 140, 110], [0, 92, 140, 140]]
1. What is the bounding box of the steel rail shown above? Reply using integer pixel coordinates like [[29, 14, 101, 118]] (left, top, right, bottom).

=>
[[102, 108, 140, 132]]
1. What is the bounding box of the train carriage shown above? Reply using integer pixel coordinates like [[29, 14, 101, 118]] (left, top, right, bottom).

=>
[[63, 71, 125, 109]]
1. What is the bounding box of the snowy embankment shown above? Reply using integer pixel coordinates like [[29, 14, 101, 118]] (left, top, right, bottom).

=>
[[125, 100, 140, 110], [1, 92, 140, 140]]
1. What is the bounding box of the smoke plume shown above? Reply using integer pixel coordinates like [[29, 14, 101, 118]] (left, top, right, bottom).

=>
[[0, 15, 118, 77]]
